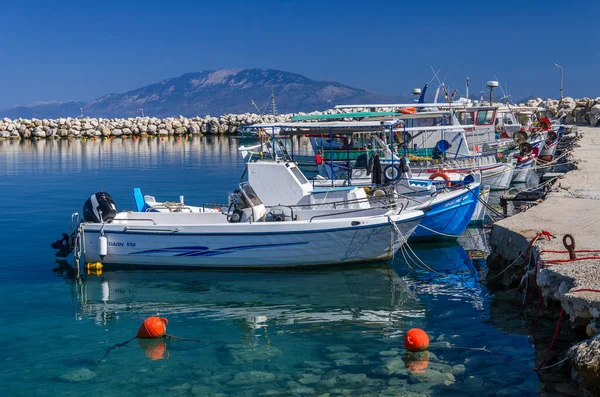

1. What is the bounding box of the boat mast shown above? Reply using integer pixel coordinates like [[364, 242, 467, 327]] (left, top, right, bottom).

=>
[[271, 89, 278, 117]]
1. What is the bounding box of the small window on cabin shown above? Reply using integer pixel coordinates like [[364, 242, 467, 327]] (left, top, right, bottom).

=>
[[476, 111, 494, 125], [290, 166, 309, 184], [460, 112, 474, 125]]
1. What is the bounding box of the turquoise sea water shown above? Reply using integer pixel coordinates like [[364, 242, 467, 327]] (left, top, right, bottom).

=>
[[0, 137, 545, 396]]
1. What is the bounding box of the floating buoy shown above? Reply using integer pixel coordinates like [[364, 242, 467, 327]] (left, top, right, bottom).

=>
[[404, 328, 429, 352], [177, 137, 181, 141], [161, 137, 165, 141], [403, 351, 429, 373], [137, 317, 168, 339], [138, 338, 169, 360]]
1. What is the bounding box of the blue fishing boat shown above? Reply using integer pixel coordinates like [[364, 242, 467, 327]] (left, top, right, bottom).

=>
[[408, 176, 481, 240]]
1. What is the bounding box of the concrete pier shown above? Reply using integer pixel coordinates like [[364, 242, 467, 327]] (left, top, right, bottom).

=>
[[487, 126, 600, 392]]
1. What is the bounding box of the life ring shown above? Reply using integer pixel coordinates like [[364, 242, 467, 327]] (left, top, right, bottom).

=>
[[429, 171, 451, 187], [383, 165, 401, 182]]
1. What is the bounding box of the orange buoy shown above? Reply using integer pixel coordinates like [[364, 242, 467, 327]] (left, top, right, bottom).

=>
[[137, 317, 168, 339], [404, 328, 429, 352], [138, 338, 169, 360], [403, 351, 430, 373]]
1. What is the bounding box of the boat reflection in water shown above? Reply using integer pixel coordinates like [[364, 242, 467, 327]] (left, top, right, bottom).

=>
[[393, 232, 489, 311], [69, 265, 424, 337]]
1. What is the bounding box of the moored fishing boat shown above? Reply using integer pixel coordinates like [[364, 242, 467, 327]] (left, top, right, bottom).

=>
[[58, 177, 424, 268]]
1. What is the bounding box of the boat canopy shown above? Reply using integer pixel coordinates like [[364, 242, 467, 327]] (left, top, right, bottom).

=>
[[291, 111, 450, 121], [248, 120, 401, 134]]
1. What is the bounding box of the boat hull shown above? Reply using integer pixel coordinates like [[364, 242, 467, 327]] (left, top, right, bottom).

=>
[[409, 184, 481, 240], [81, 214, 422, 268], [512, 158, 535, 183]]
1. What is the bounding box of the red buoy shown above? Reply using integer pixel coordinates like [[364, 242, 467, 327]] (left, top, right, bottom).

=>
[[404, 328, 429, 352], [137, 317, 168, 339]]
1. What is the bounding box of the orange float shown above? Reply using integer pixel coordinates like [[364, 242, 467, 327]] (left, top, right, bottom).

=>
[[137, 317, 168, 339], [428, 171, 452, 187], [401, 107, 417, 115], [404, 328, 430, 352]]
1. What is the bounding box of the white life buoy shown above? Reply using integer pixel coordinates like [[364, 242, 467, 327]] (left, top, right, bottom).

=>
[[383, 165, 401, 182]]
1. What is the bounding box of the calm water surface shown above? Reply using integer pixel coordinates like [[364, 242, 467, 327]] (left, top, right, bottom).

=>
[[0, 137, 543, 396]]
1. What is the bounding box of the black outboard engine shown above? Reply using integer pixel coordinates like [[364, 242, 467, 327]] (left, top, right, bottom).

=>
[[83, 192, 117, 223]]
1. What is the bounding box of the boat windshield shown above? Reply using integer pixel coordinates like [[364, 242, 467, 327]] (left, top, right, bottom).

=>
[[290, 166, 309, 184], [240, 183, 263, 207]]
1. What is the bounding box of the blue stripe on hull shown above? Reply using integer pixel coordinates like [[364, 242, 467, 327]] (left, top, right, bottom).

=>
[[410, 186, 481, 241]]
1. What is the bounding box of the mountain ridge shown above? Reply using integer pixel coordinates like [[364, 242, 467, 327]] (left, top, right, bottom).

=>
[[1, 69, 410, 118]]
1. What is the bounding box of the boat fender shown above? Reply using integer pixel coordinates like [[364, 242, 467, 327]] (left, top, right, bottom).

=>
[[99, 236, 108, 259], [383, 165, 401, 183], [315, 153, 324, 165], [428, 171, 451, 187], [366, 155, 374, 176], [399, 157, 410, 173]]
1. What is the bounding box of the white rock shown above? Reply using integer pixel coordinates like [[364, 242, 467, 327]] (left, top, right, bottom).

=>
[[589, 104, 600, 127]]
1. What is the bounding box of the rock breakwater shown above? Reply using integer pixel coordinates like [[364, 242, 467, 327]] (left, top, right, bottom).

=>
[[1, 96, 598, 140], [0, 113, 296, 140]]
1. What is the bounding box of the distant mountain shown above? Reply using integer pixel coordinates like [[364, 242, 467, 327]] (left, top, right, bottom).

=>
[[1, 69, 411, 118], [1, 101, 86, 119]]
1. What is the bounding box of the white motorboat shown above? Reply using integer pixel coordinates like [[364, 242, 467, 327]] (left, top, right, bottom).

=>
[[64, 177, 424, 269]]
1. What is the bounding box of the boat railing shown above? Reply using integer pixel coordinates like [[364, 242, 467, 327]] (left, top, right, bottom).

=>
[[280, 195, 396, 211], [308, 203, 404, 222], [119, 218, 158, 225]]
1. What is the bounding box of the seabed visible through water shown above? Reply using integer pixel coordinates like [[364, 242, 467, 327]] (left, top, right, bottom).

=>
[[0, 137, 574, 396]]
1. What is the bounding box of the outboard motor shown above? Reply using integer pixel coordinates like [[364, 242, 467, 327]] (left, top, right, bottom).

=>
[[83, 192, 117, 223]]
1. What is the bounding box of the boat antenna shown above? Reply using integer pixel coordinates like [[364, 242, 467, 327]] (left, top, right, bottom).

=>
[[466, 77, 470, 101], [251, 100, 263, 115], [494, 74, 515, 117], [430, 66, 453, 107]]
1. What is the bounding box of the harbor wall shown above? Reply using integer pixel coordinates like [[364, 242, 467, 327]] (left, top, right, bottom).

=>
[[487, 126, 600, 394], [0, 96, 599, 140]]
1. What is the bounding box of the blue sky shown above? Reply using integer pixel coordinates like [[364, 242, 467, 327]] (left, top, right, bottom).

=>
[[0, 0, 598, 109]]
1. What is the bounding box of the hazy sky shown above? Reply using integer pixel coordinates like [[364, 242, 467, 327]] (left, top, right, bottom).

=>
[[1, 0, 598, 109]]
